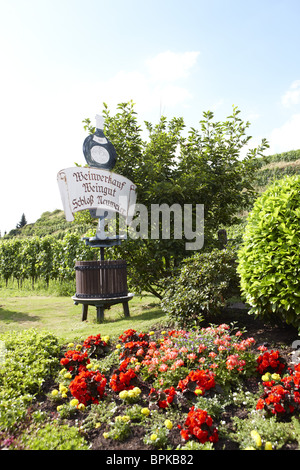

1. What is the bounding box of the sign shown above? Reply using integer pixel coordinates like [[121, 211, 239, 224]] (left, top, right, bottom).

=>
[[57, 167, 136, 223]]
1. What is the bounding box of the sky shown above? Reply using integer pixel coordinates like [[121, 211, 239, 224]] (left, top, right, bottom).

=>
[[1, 0, 300, 235]]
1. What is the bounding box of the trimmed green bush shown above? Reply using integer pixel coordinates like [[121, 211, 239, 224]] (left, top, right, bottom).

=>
[[161, 247, 240, 328], [237, 175, 300, 329]]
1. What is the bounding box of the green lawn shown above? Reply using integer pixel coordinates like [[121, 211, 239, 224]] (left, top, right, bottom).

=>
[[0, 292, 165, 343]]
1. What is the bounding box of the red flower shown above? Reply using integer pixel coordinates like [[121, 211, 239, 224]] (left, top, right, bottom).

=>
[[178, 369, 215, 395], [60, 350, 89, 374], [148, 387, 177, 408], [180, 407, 218, 444], [256, 350, 286, 375], [256, 371, 300, 416], [69, 369, 107, 405], [109, 366, 137, 392], [82, 334, 109, 358]]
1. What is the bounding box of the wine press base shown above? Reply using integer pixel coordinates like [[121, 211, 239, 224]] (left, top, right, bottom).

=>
[[72, 293, 134, 323]]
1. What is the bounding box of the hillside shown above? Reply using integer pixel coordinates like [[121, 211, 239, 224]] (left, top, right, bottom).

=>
[[4, 209, 96, 239], [254, 149, 300, 192]]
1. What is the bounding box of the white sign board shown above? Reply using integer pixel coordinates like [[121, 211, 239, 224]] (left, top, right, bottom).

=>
[[57, 167, 136, 223]]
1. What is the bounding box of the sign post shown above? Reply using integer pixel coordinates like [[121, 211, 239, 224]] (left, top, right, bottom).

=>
[[57, 115, 136, 322]]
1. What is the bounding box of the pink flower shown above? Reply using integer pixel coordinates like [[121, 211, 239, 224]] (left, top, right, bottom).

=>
[[171, 359, 185, 370], [226, 354, 245, 371], [187, 353, 197, 361], [210, 363, 219, 369]]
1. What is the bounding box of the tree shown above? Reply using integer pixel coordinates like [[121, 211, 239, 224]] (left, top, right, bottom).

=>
[[83, 102, 269, 298], [16, 213, 27, 229]]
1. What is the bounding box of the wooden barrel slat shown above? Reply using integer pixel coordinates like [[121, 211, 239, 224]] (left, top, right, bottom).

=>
[[75, 260, 128, 299]]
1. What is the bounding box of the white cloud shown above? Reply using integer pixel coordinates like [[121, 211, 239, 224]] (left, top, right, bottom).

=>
[[246, 113, 260, 122], [145, 51, 200, 82], [96, 51, 200, 116], [281, 80, 300, 107], [268, 114, 300, 154]]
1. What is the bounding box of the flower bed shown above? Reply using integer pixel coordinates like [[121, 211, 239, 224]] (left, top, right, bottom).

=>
[[1, 324, 300, 450]]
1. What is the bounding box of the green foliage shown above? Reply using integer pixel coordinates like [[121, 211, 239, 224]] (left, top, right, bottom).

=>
[[104, 415, 132, 441], [255, 148, 300, 168], [237, 175, 300, 329], [230, 412, 296, 450], [5, 209, 93, 239], [0, 232, 95, 289], [21, 420, 89, 450], [161, 247, 240, 328], [0, 329, 60, 431]]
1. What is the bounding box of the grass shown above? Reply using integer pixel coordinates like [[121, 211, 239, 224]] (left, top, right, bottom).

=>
[[0, 283, 165, 343]]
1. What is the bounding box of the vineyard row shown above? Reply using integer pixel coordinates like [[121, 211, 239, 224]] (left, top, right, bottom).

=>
[[0, 233, 97, 288]]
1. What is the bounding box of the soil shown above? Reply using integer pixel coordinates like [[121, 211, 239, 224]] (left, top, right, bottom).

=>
[[31, 305, 300, 451]]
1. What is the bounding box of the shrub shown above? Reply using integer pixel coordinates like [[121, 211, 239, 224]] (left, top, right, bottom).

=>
[[237, 175, 300, 329], [161, 247, 240, 328]]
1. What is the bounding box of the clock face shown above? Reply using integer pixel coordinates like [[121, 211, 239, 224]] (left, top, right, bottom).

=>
[[91, 145, 110, 164]]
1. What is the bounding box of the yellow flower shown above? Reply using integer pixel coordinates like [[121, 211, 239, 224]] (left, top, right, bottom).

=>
[[67, 343, 74, 348], [149, 331, 155, 336], [161, 331, 166, 335], [51, 389, 59, 397], [103, 335, 110, 343], [61, 393, 68, 398], [76, 344, 82, 351], [103, 432, 109, 439], [115, 415, 130, 423], [150, 433, 158, 441], [271, 373, 281, 381], [251, 430, 262, 447], [262, 372, 272, 382], [64, 372, 72, 379], [265, 441, 273, 450], [244, 446, 256, 450], [119, 390, 128, 400], [164, 419, 173, 430], [56, 405, 63, 411], [128, 390, 135, 398], [70, 398, 79, 407], [77, 403, 85, 411], [60, 368, 67, 375], [132, 387, 141, 395], [195, 388, 203, 395], [59, 384, 68, 393], [116, 344, 121, 349], [86, 363, 93, 370], [141, 408, 150, 416], [95, 422, 101, 429]]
